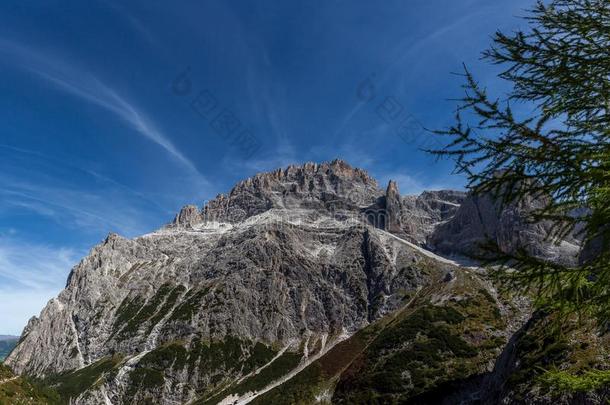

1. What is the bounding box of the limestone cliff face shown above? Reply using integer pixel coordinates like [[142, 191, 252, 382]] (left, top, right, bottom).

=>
[[7, 212, 446, 404], [383, 180, 402, 234], [5, 160, 587, 405], [427, 190, 581, 265], [398, 189, 466, 244], [171, 205, 204, 228], [203, 159, 381, 224]]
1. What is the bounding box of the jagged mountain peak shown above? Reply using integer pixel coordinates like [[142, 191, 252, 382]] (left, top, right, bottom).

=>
[[227, 159, 378, 196], [172, 204, 204, 228], [386, 179, 399, 195], [196, 160, 382, 225]]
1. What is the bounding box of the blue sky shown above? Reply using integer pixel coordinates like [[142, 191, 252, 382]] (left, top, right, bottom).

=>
[[0, 0, 533, 335]]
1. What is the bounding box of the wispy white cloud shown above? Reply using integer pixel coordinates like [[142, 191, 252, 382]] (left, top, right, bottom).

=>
[[0, 234, 80, 291], [331, 5, 495, 142], [0, 143, 172, 214], [0, 288, 62, 336], [0, 177, 155, 237], [104, 2, 159, 47], [0, 232, 80, 335], [0, 38, 205, 181], [220, 60, 298, 177]]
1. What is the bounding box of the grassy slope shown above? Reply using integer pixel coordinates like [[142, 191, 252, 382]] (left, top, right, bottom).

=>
[[249, 269, 510, 404], [500, 311, 610, 403], [44, 355, 124, 403], [247, 271, 610, 404], [0, 364, 61, 405]]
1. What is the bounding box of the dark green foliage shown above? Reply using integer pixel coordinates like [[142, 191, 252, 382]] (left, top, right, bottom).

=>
[[129, 338, 279, 404], [111, 296, 144, 334], [480, 336, 506, 350], [241, 342, 277, 372], [371, 305, 466, 352], [186, 336, 247, 377], [499, 311, 610, 400], [134, 336, 269, 384], [145, 285, 186, 333], [140, 342, 189, 372], [333, 305, 482, 403], [478, 288, 496, 304], [0, 363, 12, 379], [112, 284, 187, 339], [169, 287, 210, 321], [507, 317, 570, 389], [539, 368, 610, 393], [433, 0, 610, 327], [0, 365, 62, 405], [249, 285, 506, 405], [201, 350, 302, 404], [249, 362, 322, 405], [215, 328, 378, 404], [232, 351, 301, 396], [121, 337, 281, 404], [125, 367, 165, 401], [119, 283, 173, 337], [131, 337, 278, 394], [45, 355, 123, 402]]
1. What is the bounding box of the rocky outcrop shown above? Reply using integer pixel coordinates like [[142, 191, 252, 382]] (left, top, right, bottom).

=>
[[399, 190, 466, 244], [360, 179, 465, 244], [579, 226, 607, 265], [427, 190, 580, 265], [171, 205, 204, 228], [203, 159, 382, 224], [383, 180, 402, 233]]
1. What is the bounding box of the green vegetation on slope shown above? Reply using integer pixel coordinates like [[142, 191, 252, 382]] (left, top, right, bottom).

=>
[[116, 337, 280, 403], [250, 328, 376, 405], [540, 368, 610, 393], [504, 311, 610, 402], [250, 271, 509, 405], [44, 355, 123, 403], [0, 364, 61, 405], [332, 304, 481, 403], [200, 350, 303, 404], [112, 283, 179, 339], [168, 287, 210, 322]]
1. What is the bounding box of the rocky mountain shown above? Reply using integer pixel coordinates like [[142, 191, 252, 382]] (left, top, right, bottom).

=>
[[5, 160, 608, 404], [427, 189, 581, 266]]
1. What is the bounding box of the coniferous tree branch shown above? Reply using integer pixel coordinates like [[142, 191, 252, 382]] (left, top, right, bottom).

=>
[[431, 0, 610, 325]]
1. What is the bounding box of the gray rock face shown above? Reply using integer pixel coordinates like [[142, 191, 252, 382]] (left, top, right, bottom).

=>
[[171, 205, 204, 228], [578, 226, 607, 265], [5, 160, 583, 404], [383, 180, 402, 233], [427, 190, 580, 265], [7, 210, 444, 404], [203, 159, 382, 224], [398, 189, 466, 244]]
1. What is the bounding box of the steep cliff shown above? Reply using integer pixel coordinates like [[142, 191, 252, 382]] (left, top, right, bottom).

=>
[[427, 189, 581, 265]]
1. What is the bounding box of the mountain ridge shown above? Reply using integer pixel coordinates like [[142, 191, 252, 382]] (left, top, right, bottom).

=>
[[6, 160, 604, 404]]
